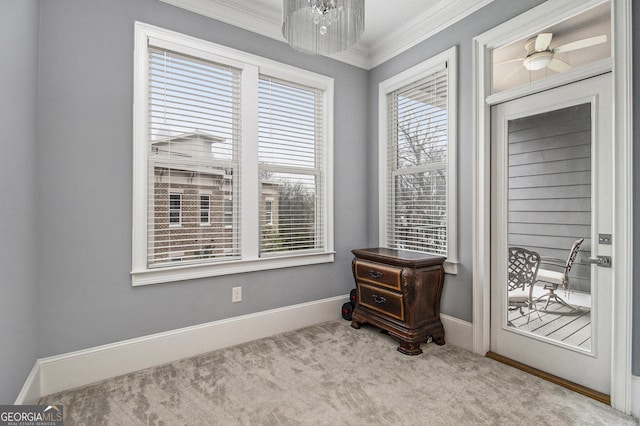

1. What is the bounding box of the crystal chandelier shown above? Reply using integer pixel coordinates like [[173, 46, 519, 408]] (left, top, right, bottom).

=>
[[282, 0, 365, 55]]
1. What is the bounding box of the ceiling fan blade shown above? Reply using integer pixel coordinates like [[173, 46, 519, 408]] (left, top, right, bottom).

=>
[[548, 58, 572, 73], [495, 57, 525, 66], [535, 33, 553, 51], [501, 64, 524, 84], [554, 35, 608, 53]]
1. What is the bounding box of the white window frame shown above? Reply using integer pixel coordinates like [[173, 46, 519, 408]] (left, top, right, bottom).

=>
[[132, 22, 334, 286], [378, 46, 458, 274]]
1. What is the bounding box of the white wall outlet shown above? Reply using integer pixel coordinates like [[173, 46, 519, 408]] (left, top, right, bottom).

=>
[[232, 286, 242, 303]]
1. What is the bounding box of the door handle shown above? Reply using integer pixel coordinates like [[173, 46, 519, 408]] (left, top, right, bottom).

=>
[[582, 256, 612, 268]]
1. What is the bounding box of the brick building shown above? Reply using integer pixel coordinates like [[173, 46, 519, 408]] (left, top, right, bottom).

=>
[[148, 131, 279, 266]]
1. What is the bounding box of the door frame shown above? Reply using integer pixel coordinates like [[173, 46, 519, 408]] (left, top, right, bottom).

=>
[[471, 0, 633, 413]]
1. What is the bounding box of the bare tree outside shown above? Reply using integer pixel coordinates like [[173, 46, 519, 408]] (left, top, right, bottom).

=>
[[389, 73, 448, 256], [261, 179, 317, 253]]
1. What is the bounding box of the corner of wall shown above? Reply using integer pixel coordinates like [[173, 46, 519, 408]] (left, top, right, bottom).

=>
[[631, 375, 640, 419]]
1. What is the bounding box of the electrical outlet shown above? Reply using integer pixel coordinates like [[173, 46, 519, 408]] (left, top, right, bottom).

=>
[[232, 286, 242, 303]]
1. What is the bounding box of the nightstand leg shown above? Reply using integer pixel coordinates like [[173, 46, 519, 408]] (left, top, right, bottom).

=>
[[397, 340, 423, 356], [431, 324, 446, 346]]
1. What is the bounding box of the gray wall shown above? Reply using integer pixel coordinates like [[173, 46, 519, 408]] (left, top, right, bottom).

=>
[[35, 0, 368, 357], [632, 0, 639, 377], [366, 0, 547, 322], [0, 0, 40, 403]]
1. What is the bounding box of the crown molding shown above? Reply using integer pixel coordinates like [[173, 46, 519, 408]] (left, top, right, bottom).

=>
[[326, 45, 370, 69], [366, 0, 495, 69], [158, 0, 495, 70], [159, 0, 283, 40]]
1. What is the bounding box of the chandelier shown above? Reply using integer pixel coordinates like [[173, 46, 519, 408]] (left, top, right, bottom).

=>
[[282, 0, 365, 55]]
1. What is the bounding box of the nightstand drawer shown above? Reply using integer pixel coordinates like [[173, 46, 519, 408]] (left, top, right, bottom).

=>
[[355, 260, 402, 291], [358, 283, 404, 321]]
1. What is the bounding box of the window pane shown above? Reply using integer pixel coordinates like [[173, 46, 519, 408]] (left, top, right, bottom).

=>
[[491, 3, 611, 94], [147, 47, 241, 267], [396, 83, 448, 169], [223, 198, 233, 227], [258, 78, 318, 169], [200, 194, 210, 223], [389, 170, 447, 255], [258, 76, 324, 256], [388, 68, 448, 256], [169, 193, 181, 224], [259, 172, 321, 254], [265, 200, 273, 225], [148, 49, 238, 160]]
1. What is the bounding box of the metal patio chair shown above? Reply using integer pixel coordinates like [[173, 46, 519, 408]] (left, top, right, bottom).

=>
[[507, 247, 542, 324], [534, 238, 584, 312]]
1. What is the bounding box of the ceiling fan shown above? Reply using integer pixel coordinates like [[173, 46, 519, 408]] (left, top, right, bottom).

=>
[[497, 32, 608, 82]]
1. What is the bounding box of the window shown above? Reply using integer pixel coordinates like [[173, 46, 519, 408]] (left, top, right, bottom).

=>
[[258, 77, 324, 255], [169, 192, 182, 226], [200, 194, 210, 225], [223, 197, 233, 228], [378, 47, 458, 273], [132, 23, 334, 285], [264, 199, 273, 226]]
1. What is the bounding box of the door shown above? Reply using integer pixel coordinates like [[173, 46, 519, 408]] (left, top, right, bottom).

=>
[[490, 74, 612, 394]]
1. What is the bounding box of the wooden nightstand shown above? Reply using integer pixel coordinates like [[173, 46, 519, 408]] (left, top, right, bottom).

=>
[[350, 247, 446, 355]]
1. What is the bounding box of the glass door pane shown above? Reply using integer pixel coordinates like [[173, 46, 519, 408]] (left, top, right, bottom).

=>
[[505, 103, 592, 350]]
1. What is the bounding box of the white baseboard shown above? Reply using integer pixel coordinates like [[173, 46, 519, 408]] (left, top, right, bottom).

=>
[[632, 375, 640, 419], [441, 313, 473, 352], [17, 295, 347, 403], [15, 297, 475, 404], [14, 361, 41, 405]]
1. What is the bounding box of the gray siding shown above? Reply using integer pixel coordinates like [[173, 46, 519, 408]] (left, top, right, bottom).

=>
[[507, 103, 591, 292]]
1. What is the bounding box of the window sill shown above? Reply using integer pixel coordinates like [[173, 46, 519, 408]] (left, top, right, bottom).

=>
[[131, 251, 335, 286], [444, 260, 458, 275]]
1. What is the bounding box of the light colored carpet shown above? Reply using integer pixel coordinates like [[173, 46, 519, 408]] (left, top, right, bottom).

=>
[[40, 321, 636, 425]]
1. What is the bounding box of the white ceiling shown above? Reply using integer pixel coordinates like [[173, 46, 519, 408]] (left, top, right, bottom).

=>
[[159, 0, 494, 69]]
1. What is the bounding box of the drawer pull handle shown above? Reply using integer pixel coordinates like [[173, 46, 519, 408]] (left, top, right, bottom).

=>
[[372, 294, 387, 304], [368, 270, 384, 279]]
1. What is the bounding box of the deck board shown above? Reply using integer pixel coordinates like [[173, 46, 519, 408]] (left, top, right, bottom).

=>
[[561, 322, 592, 349], [507, 301, 591, 351]]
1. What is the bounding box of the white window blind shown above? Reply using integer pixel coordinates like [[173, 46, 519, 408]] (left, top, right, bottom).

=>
[[258, 76, 325, 255], [387, 67, 448, 256], [147, 46, 241, 267]]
